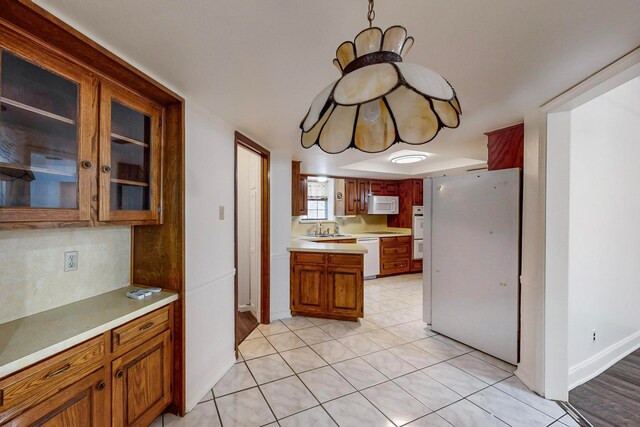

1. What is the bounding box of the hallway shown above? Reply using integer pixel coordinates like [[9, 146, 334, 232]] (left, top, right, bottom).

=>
[[160, 274, 578, 426]]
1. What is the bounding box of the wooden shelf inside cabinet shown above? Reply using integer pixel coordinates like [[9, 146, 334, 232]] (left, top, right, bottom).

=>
[[0, 162, 76, 178], [1, 97, 76, 125], [111, 132, 149, 148], [110, 178, 149, 187]]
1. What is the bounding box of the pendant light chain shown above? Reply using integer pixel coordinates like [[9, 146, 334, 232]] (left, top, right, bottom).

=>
[[367, 0, 376, 27]]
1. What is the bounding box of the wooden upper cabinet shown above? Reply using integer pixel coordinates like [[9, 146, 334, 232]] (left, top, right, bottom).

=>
[[387, 179, 421, 228], [99, 83, 162, 223], [344, 178, 358, 215], [486, 123, 524, 171], [291, 161, 307, 216], [0, 44, 95, 225], [369, 180, 384, 195], [0, 29, 166, 228], [412, 179, 423, 206], [356, 179, 369, 214], [384, 181, 399, 196]]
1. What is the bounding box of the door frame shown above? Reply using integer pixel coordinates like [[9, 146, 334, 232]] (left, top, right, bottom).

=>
[[234, 132, 270, 350]]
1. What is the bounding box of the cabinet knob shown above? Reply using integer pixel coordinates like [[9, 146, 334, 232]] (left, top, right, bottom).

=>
[[96, 380, 106, 391], [102, 165, 112, 173], [81, 160, 92, 169], [115, 369, 124, 378]]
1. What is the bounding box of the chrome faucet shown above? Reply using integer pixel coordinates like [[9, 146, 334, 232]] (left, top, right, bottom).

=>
[[316, 222, 322, 235], [335, 224, 340, 234]]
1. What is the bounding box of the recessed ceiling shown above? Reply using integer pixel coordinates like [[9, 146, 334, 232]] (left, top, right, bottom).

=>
[[342, 149, 485, 177], [35, 0, 640, 178]]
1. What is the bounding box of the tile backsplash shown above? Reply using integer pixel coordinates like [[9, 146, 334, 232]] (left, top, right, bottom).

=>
[[0, 227, 131, 324]]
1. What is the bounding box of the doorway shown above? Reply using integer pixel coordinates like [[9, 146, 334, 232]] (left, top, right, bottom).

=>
[[234, 132, 270, 350]]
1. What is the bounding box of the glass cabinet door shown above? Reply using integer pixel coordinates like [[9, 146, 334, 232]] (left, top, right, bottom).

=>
[[99, 83, 162, 222], [0, 47, 93, 223]]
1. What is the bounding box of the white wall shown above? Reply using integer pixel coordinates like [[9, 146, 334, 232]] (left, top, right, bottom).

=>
[[184, 102, 236, 410], [566, 77, 640, 388], [269, 150, 292, 321]]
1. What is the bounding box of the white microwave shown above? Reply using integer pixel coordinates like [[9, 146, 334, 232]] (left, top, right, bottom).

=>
[[367, 195, 399, 215]]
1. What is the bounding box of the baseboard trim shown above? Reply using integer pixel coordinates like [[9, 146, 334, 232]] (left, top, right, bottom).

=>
[[270, 309, 291, 321], [238, 304, 252, 313], [568, 330, 640, 390]]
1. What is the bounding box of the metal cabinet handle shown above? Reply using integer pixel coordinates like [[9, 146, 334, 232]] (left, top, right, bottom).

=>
[[96, 380, 106, 391], [102, 165, 111, 173], [139, 322, 154, 331], [46, 364, 71, 378], [81, 160, 92, 169], [115, 369, 124, 379]]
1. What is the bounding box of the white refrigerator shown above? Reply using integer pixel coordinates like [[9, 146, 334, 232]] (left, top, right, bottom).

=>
[[423, 168, 520, 364]]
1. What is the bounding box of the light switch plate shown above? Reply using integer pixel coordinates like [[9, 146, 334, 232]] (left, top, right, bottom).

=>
[[219, 205, 224, 220]]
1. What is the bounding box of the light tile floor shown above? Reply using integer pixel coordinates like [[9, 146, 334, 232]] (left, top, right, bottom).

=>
[[154, 273, 577, 427]]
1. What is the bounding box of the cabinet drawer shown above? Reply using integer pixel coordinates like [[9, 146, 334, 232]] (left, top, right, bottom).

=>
[[380, 237, 397, 245], [380, 244, 411, 259], [380, 236, 411, 245], [112, 306, 170, 352], [328, 254, 363, 267], [293, 252, 326, 265], [380, 258, 410, 275], [0, 336, 104, 422]]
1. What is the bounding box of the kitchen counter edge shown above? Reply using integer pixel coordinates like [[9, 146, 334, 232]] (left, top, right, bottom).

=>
[[0, 286, 179, 378], [288, 239, 367, 254]]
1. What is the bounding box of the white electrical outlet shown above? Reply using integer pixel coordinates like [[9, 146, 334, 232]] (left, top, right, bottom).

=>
[[592, 329, 596, 342], [64, 251, 78, 272]]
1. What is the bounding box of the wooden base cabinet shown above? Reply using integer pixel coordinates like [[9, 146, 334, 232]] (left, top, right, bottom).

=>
[[0, 305, 174, 426], [112, 330, 172, 427], [291, 262, 326, 315], [327, 266, 363, 318], [290, 252, 364, 320], [5, 369, 108, 427], [379, 236, 411, 276]]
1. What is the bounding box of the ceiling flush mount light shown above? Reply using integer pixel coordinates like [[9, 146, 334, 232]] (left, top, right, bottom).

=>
[[300, 0, 461, 154], [391, 154, 428, 164]]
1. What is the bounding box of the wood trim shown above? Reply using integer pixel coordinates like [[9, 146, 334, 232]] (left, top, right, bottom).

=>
[[234, 132, 271, 356], [131, 102, 185, 415]]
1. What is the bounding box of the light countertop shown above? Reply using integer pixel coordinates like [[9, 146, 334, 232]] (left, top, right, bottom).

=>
[[288, 239, 367, 254], [294, 228, 412, 242], [0, 286, 178, 378]]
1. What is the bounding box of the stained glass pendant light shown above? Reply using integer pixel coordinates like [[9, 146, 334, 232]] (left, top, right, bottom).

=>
[[300, 0, 461, 154]]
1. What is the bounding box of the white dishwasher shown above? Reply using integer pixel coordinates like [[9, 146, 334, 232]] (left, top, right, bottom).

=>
[[357, 237, 380, 279]]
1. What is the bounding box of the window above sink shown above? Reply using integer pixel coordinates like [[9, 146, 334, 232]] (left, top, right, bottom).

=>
[[300, 176, 335, 222]]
